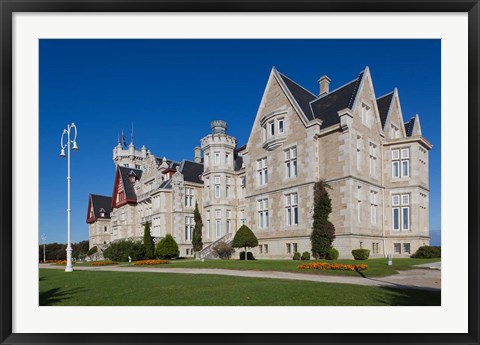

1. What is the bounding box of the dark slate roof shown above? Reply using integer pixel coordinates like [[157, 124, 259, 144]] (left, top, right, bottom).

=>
[[155, 157, 180, 169], [90, 194, 112, 219], [234, 144, 246, 171], [118, 166, 143, 200], [310, 72, 364, 129], [159, 180, 172, 189], [278, 73, 317, 121], [180, 160, 204, 184], [376, 92, 394, 129], [404, 117, 416, 137]]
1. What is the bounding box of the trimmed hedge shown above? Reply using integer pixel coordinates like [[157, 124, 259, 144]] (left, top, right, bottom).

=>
[[352, 249, 370, 260], [293, 252, 301, 260], [327, 247, 339, 260], [301, 251, 311, 261], [155, 235, 179, 259], [411, 246, 441, 258], [103, 240, 146, 262]]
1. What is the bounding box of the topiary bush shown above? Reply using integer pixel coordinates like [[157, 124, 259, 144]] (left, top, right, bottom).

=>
[[352, 249, 370, 260], [155, 234, 180, 259], [103, 240, 146, 262], [411, 246, 441, 258], [239, 251, 255, 260], [292, 252, 301, 260], [301, 251, 311, 261], [232, 225, 258, 260], [212, 242, 235, 260], [327, 247, 339, 260]]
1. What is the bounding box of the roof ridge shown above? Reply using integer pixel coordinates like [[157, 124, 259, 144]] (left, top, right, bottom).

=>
[[347, 71, 364, 109], [311, 77, 358, 104], [278, 72, 317, 98], [376, 91, 394, 100]]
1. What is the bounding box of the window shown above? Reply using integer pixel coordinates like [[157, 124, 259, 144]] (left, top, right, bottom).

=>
[[184, 187, 194, 207], [403, 243, 411, 254], [240, 209, 246, 225], [225, 153, 230, 165], [278, 119, 285, 134], [292, 243, 298, 253], [206, 210, 211, 238], [124, 163, 129, 168], [394, 243, 401, 254], [370, 190, 378, 225], [285, 193, 299, 226], [259, 245, 263, 254], [361, 103, 371, 125], [369, 142, 377, 176], [135, 164, 141, 170], [215, 210, 221, 238], [226, 210, 232, 233], [258, 198, 269, 229], [226, 176, 231, 199], [257, 158, 268, 186], [284, 147, 297, 178], [104, 226, 108, 232], [357, 186, 362, 222], [286, 243, 291, 254], [392, 194, 410, 231], [185, 216, 194, 241], [372, 242, 379, 254], [214, 151, 220, 164], [356, 135, 362, 170], [264, 244, 268, 254], [269, 121, 275, 136], [240, 176, 246, 198], [392, 148, 410, 178], [214, 176, 221, 198]]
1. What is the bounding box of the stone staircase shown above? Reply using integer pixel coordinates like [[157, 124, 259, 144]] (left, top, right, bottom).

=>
[[198, 233, 233, 259]]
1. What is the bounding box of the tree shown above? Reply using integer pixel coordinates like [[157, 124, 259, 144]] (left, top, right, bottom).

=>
[[191, 201, 203, 255], [231, 225, 258, 260], [155, 234, 179, 259], [143, 222, 154, 259], [311, 180, 336, 259], [103, 239, 146, 262]]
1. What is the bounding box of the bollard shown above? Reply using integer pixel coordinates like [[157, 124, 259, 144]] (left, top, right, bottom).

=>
[[387, 254, 393, 266]]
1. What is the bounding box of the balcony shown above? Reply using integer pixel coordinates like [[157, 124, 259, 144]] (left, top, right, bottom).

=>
[[262, 134, 286, 151]]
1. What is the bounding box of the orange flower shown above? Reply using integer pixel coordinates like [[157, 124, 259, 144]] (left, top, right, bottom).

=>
[[298, 262, 368, 271], [133, 259, 170, 265], [90, 261, 117, 266]]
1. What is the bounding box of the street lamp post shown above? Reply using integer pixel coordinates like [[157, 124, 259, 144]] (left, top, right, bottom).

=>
[[60, 123, 79, 272], [41, 233, 47, 263]]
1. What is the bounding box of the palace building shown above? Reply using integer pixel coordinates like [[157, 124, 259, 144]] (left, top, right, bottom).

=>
[[86, 66, 432, 259]]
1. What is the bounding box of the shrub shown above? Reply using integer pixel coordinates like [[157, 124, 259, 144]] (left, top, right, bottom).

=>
[[86, 246, 98, 256], [411, 246, 441, 258], [239, 251, 255, 260], [327, 247, 339, 260], [212, 242, 235, 260], [102, 240, 146, 262], [351, 249, 370, 260], [311, 181, 336, 259], [155, 234, 180, 259], [292, 252, 301, 260], [192, 202, 203, 253], [232, 225, 258, 260], [301, 251, 311, 261]]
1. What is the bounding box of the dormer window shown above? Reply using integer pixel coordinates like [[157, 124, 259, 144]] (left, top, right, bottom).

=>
[[99, 208, 106, 218], [260, 111, 287, 151], [128, 170, 137, 182]]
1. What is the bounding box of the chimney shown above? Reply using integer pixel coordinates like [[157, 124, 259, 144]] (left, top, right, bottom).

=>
[[318, 75, 331, 96], [194, 146, 202, 163]]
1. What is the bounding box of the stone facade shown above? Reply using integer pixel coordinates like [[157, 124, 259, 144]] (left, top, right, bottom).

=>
[[87, 66, 432, 259]]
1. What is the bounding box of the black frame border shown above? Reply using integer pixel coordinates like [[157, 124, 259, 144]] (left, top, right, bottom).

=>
[[1, 1, 478, 344]]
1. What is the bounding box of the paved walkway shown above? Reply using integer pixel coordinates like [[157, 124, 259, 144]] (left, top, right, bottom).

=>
[[39, 263, 441, 291]]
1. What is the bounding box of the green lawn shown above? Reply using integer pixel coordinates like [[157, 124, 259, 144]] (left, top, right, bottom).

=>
[[39, 268, 440, 306], [124, 258, 440, 278]]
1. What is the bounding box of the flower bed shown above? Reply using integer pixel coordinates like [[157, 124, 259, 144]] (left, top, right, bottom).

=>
[[298, 262, 368, 271], [133, 259, 170, 265], [44, 260, 63, 264], [55, 260, 68, 265], [90, 261, 117, 266]]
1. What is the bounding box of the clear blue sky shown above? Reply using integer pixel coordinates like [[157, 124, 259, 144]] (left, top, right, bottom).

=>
[[39, 39, 441, 245]]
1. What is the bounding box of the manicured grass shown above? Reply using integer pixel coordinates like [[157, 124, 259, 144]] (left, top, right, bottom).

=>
[[39, 268, 440, 306], [123, 258, 440, 277]]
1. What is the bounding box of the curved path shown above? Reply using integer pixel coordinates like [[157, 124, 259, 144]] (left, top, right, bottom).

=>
[[39, 263, 440, 291]]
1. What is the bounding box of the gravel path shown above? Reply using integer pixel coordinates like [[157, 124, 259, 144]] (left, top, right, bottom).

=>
[[39, 263, 440, 291]]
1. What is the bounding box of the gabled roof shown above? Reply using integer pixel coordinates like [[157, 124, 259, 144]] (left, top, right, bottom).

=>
[[87, 194, 112, 223], [277, 69, 365, 129], [404, 117, 416, 137], [310, 72, 364, 129], [376, 92, 394, 129], [180, 160, 204, 184], [277, 73, 317, 121], [118, 166, 143, 200]]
